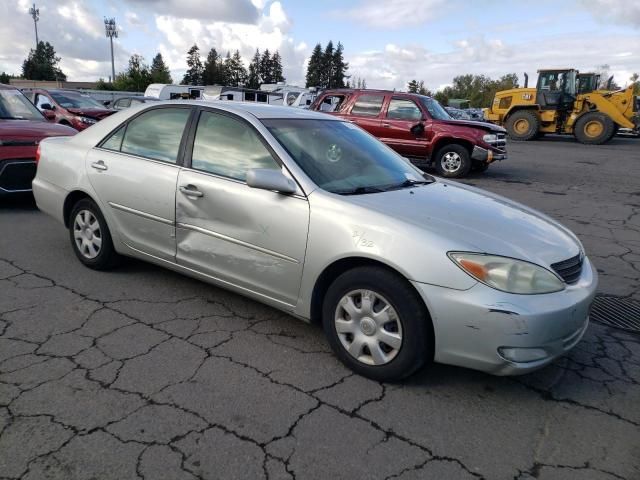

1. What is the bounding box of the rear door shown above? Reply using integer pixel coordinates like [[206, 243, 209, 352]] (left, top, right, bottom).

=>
[[86, 105, 193, 261], [379, 96, 428, 159], [346, 93, 386, 136], [175, 108, 309, 306]]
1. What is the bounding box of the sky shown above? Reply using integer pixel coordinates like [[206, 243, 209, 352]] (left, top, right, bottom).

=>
[[1, 0, 639, 91]]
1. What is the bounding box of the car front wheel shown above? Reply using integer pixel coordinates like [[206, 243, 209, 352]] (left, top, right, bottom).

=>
[[434, 144, 471, 178], [69, 198, 119, 270], [322, 266, 432, 381]]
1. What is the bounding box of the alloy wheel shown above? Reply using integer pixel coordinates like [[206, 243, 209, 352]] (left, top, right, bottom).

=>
[[441, 151, 462, 173], [334, 289, 403, 366]]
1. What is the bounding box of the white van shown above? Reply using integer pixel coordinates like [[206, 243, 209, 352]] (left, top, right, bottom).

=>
[[144, 84, 204, 100]]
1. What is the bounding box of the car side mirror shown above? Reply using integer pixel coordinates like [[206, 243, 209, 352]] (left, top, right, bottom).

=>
[[410, 123, 425, 135], [40, 103, 54, 111], [42, 110, 56, 120], [246, 168, 297, 194], [103, 101, 111, 107]]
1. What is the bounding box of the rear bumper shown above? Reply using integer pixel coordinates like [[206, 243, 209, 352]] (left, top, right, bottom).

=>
[[471, 145, 507, 163], [0, 160, 37, 194], [412, 256, 598, 376]]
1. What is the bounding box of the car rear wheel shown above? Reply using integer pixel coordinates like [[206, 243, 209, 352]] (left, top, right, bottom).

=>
[[322, 266, 432, 381], [505, 110, 539, 141], [574, 112, 615, 145], [69, 198, 119, 270], [434, 144, 471, 178]]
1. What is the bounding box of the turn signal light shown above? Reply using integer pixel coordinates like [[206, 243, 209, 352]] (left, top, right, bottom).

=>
[[35, 144, 41, 164]]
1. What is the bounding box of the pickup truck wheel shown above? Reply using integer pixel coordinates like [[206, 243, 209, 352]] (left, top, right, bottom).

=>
[[505, 110, 539, 141], [322, 266, 432, 382], [69, 199, 119, 270], [574, 112, 614, 145], [434, 144, 471, 178]]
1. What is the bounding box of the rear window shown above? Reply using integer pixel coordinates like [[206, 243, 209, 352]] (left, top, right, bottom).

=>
[[351, 94, 384, 117]]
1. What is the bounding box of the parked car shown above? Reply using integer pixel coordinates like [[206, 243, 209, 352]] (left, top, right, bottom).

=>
[[0, 84, 75, 195], [33, 101, 596, 381], [22, 88, 115, 131], [110, 96, 159, 111], [310, 89, 507, 178], [445, 106, 472, 120]]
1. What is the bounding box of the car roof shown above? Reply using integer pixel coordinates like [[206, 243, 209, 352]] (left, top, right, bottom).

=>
[[156, 100, 340, 120], [0, 83, 17, 91]]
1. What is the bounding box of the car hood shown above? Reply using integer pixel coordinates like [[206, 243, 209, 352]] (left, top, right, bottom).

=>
[[344, 181, 581, 268], [66, 108, 114, 120], [440, 119, 505, 133], [0, 119, 76, 142]]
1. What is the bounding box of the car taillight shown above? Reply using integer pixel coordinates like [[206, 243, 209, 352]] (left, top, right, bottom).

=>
[[35, 144, 41, 164]]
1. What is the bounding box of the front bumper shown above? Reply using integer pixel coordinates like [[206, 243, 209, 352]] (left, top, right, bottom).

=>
[[412, 256, 598, 376], [471, 145, 507, 163]]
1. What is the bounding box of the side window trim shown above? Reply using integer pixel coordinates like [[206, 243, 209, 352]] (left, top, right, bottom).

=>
[[96, 105, 196, 167]]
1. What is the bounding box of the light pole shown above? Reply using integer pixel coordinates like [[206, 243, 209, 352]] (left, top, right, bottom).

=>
[[104, 18, 117, 83], [29, 3, 39, 48]]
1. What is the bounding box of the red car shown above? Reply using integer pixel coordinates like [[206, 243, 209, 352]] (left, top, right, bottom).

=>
[[22, 88, 115, 131], [311, 89, 507, 178], [0, 84, 76, 195]]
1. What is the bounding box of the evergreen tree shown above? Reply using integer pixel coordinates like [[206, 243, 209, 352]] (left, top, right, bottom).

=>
[[330, 42, 348, 88], [150, 53, 172, 84], [219, 51, 232, 86], [113, 54, 152, 92], [227, 50, 247, 86], [271, 51, 285, 83], [407, 79, 430, 95], [22, 41, 67, 81], [203, 48, 220, 84], [181, 44, 203, 85], [320, 41, 334, 88], [260, 49, 272, 84], [305, 43, 323, 88], [247, 49, 261, 89]]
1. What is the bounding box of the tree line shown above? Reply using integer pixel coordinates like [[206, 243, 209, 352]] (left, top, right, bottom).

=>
[[182, 44, 285, 88]]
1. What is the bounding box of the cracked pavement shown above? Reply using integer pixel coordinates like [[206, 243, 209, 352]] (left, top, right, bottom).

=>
[[1, 136, 639, 479]]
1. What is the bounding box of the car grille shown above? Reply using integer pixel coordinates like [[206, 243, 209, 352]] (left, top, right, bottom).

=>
[[0, 160, 37, 193], [551, 254, 583, 284], [487, 133, 507, 152]]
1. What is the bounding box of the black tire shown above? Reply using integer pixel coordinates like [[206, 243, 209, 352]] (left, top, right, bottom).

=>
[[574, 112, 615, 145], [505, 110, 539, 141], [322, 266, 432, 381], [69, 198, 119, 270], [434, 144, 471, 178]]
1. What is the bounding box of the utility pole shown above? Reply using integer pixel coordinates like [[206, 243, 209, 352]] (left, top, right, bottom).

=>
[[29, 3, 39, 48], [104, 18, 118, 84]]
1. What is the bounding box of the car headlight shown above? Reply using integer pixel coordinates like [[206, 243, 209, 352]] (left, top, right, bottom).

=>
[[448, 252, 565, 294], [78, 116, 97, 125], [482, 133, 497, 143]]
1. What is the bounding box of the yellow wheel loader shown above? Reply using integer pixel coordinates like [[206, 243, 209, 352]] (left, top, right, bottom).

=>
[[484, 69, 638, 144]]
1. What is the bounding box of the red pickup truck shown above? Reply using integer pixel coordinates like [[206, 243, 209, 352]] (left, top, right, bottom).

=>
[[0, 84, 76, 195], [310, 89, 507, 178]]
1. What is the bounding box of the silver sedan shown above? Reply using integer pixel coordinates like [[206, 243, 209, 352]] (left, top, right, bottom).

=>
[[32, 101, 597, 381]]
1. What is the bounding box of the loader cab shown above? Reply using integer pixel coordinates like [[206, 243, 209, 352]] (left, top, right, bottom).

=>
[[536, 69, 577, 111], [577, 73, 600, 94]]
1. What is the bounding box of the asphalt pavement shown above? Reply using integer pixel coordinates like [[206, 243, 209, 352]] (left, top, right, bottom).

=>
[[1, 136, 639, 479]]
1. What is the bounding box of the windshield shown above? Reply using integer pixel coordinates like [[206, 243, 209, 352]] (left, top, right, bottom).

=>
[[420, 97, 451, 120], [264, 119, 432, 195], [51, 92, 105, 109], [0, 90, 44, 121]]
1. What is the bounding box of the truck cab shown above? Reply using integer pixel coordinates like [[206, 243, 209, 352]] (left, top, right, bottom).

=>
[[311, 89, 507, 178]]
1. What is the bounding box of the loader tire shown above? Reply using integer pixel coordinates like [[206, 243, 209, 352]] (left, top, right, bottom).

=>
[[574, 112, 615, 145], [505, 110, 539, 141]]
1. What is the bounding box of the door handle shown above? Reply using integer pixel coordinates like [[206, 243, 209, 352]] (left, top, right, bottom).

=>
[[91, 161, 108, 171], [382, 122, 390, 127], [179, 185, 204, 197]]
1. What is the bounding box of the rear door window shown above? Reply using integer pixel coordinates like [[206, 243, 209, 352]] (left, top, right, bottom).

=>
[[318, 94, 347, 113], [351, 94, 384, 117], [120, 107, 191, 163]]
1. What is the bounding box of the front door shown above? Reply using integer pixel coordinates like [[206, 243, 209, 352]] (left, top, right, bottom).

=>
[[175, 109, 309, 306], [378, 96, 428, 159], [86, 106, 193, 261]]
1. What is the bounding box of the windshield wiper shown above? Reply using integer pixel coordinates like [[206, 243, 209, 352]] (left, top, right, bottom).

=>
[[383, 178, 434, 191], [334, 185, 386, 195]]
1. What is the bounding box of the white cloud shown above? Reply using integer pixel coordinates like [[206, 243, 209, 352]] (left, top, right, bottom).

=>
[[124, 0, 259, 23], [339, 0, 447, 28], [580, 0, 640, 28]]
